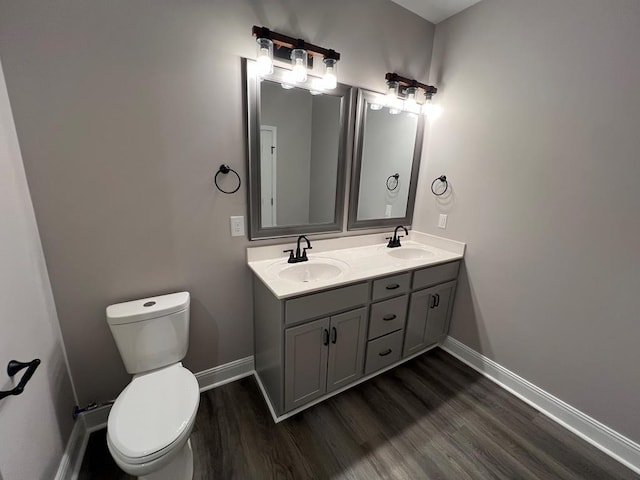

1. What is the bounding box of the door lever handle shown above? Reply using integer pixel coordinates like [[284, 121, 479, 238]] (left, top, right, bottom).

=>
[[1, 359, 41, 401]]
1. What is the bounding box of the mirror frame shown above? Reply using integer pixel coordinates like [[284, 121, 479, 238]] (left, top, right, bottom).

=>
[[347, 88, 425, 231], [244, 59, 354, 240]]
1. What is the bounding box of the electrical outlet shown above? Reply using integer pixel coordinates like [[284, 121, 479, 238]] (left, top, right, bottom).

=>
[[230, 216, 245, 237], [438, 214, 448, 229]]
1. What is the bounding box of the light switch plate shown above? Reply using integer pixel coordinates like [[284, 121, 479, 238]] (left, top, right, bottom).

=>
[[438, 214, 448, 229], [230, 216, 245, 237], [385, 205, 392, 218]]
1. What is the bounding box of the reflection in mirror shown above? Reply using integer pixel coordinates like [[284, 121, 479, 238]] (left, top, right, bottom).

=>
[[357, 109, 418, 220], [245, 60, 352, 239], [260, 82, 341, 227], [348, 89, 424, 230]]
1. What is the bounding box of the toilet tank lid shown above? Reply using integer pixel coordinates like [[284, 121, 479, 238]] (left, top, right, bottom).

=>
[[106, 292, 190, 325]]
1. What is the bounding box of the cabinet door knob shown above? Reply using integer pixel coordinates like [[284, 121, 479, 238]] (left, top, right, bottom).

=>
[[323, 329, 329, 346], [331, 327, 337, 344], [379, 349, 392, 357], [429, 296, 436, 308], [434, 293, 440, 307], [382, 314, 397, 321]]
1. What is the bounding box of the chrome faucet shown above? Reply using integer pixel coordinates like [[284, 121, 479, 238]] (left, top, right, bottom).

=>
[[283, 235, 312, 263], [386, 225, 408, 248]]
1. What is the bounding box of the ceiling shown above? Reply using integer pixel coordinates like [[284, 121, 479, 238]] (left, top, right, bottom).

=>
[[390, 0, 483, 24]]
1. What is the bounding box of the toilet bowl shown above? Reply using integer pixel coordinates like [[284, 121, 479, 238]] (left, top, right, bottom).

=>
[[106, 292, 199, 479], [107, 363, 199, 479]]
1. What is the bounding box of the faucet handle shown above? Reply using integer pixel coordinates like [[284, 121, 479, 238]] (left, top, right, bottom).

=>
[[283, 249, 295, 262], [301, 247, 310, 261]]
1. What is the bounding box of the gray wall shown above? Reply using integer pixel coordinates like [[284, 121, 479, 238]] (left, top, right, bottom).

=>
[[358, 108, 417, 220], [0, 58, 75, 480], [309, 94, 341, 223], [414, 0, 640, 442], [0, 0, 434, 406], [260, 82, 312, 226]]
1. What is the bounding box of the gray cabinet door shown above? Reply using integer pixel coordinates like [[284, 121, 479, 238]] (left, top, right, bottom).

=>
[[403, 288, 432, 356], [424, 280, 456, 344], [284, 317, 330, 412], [404, 280, 457, 357], [326, 307, 367, 393]]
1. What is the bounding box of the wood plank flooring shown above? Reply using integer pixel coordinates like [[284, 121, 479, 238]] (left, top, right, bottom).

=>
[[79, 348, 638, 479]]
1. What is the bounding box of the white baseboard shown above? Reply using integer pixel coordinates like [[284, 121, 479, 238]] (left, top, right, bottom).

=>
[[53, 417, 86, 480], [54, 356, 256, 479], [441, 336, 640, 475], [195, 355, 254, 392]]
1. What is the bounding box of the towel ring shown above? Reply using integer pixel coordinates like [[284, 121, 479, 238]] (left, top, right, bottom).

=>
[[214, 164, 241, 194], [386, 173, 399, 191], [430, 175, 449, 196]]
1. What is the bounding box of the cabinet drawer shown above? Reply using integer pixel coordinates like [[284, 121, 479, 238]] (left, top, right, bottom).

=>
[[368, 295, 408, 340], [371, 272, 411, 301], [412, 261, 460, 290], [364, 330, 404, 375], [285, 282, 369, 326]]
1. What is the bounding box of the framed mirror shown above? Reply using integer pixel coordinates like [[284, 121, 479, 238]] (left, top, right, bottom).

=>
[[245, 60, 353, 239], [347, 89, 425, 230]]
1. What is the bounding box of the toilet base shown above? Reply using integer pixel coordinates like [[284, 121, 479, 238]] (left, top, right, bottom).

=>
[[138, 439, 194, 480]]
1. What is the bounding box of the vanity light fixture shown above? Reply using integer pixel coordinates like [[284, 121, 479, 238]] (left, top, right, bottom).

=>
[[323, 57, 338, 89], [384, 72, 438, 116], [290, 47, 308, 83], [385, 80, 402, 114], [255, 37, 274, 76], [252, 26, 341, 90]]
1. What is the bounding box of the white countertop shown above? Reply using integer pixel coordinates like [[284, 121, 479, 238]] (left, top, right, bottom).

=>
[[247, 231, 465, 299]]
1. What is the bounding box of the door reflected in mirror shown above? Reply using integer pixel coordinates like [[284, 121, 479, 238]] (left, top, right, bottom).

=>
[[348, 89, 424, 230], [245, 60, 352, 239], [259, 81, 341, 228]]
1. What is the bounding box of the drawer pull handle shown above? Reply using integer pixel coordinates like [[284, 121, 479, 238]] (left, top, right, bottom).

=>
[[379, 349, 393, 357], [383, 314, 397, 321], [385, 284, 400, 290]]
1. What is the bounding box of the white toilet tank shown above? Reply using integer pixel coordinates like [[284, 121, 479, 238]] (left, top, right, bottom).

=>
[[106, 292, 190, 374]]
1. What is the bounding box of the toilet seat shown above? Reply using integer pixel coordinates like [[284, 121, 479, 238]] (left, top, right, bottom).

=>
[[107, 363, 199, 463]]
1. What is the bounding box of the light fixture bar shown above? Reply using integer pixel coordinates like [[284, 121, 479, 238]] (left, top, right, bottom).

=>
[[385, 72, 437, 98], [252, 26, 341, 61]]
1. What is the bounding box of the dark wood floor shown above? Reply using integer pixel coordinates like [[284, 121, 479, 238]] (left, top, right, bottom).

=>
[[79, 348, 638, 479]]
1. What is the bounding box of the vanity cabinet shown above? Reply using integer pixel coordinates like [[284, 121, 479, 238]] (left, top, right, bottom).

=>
[[253, 259, 461, 419], [284, 308, 367, 411]]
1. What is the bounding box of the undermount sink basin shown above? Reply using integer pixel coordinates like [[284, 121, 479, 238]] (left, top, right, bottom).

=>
[[386, 247, 435, 260], [270, 258, 349, 283]]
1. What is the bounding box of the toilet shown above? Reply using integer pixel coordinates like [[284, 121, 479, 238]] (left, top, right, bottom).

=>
[[105, 291, 200, 479]]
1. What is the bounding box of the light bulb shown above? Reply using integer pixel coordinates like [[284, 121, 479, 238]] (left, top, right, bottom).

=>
[[290, 48, 308, 83], [322, 58, 338, 90], [404, 86, 419, 113], [385, 80, 399, 106], [422, 99, 443, 119], [255, 38, 273, 76]]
